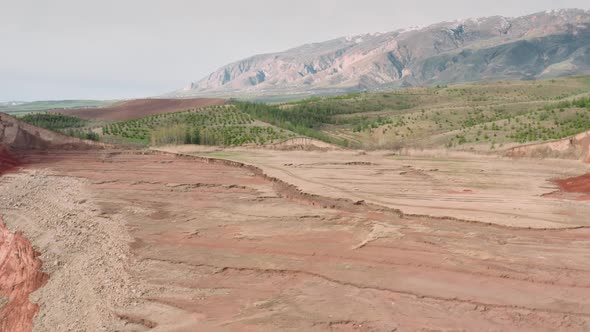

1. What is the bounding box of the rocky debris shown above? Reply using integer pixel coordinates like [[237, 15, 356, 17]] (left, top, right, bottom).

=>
[[0, 170, 140, 331]]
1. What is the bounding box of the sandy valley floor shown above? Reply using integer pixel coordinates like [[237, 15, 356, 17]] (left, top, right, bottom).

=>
[[162, 146, 590, 229], [1, 149, 590, 331]]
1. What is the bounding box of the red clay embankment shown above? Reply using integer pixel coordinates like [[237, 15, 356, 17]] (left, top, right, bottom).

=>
[[0, 144, 45, 332], [0, 113, 107, 331], [0, 217, 48, 332], [0, 147, 19, 175]]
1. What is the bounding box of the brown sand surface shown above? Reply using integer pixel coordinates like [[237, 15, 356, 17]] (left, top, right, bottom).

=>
[[1, 149, 590, 331], [162, 146, 590, 229]]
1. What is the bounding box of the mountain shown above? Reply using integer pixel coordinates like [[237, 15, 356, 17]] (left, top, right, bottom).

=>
[[172, 9, 590, 98]]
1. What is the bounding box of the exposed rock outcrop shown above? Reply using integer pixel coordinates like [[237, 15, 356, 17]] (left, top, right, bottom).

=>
[[174, 9, 590, 97]]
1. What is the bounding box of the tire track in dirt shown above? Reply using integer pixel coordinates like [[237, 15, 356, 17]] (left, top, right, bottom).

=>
[[140, 254, 590, 313], [156, 149, 590, 231], [143, 230, 590, 289], [165, 258, 590, 318], [13, 149, 590, 331]]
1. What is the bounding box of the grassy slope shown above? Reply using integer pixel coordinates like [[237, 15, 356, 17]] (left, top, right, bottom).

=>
[[265, 75, 590, 150], [15, 75, 590, 150], [100, 105, 297, 146], [18, 104, 297, 147]]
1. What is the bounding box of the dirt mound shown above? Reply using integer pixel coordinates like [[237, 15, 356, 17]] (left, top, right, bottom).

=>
[[506, 131, 590, 162], [58, 98, 225, 121], [0, 113, 105, 152], [265, 137, 341, 151], [0, 217, 48, 332]]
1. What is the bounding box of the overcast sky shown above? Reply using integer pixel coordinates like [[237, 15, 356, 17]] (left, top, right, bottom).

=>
[[1, 0, 589, 101]]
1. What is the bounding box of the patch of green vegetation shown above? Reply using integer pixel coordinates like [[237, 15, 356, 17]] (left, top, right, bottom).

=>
[[578, 75, 590, 88], [103, 105, 295, 146], [18, 113, 100, 141], [507, 108, 590, 143], [17, 75, 590, 151], [233, 101, 340, 144], [255, 75, 590, 150], [19, 113, 88, 130], [61, 129, 100, 141], [233, 95, 419, 147]]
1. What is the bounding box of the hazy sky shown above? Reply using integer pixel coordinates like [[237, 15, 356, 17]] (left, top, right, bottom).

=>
[[2, 0, 590, 101]]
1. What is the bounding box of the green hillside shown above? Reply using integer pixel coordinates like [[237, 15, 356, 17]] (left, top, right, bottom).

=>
[[232, 75, 590, 150], [16, 75, 590, 150], [100, 105, 296, 146]]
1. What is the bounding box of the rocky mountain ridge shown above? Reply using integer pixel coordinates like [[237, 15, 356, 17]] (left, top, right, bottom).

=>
[[174, 9, 590, 97]]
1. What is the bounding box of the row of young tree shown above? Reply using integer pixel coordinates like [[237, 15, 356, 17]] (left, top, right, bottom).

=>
[[61, 129, 100, 141], [20, 113, 87, 130], [509, 111, 590, 143], [552, 97, 590, 110], [103, 107, 256, 142], [149, 124, 286, 146], [232, 101, 341, 144], [19, 113, 99, 141], [150, 124, 201, 145]]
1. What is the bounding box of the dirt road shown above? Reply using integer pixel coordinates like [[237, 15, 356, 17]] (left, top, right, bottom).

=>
[[1, 149, 589, 331]]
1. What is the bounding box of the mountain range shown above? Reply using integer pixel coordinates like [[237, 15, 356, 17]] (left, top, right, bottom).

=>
[[172, 9, 590, 98]]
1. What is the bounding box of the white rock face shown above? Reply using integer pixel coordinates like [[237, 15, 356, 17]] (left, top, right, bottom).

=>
[[174, 9, 590, 97]]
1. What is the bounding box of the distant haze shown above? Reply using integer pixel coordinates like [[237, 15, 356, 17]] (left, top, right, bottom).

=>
[[2, 0, 590, 101]]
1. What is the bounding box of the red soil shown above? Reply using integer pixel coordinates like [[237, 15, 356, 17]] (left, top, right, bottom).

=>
[[24, 150, 590, 331], [0, 217, 48, 332], [0, 147, 19, 176], [1, 117, 54, 331], [58, 98, 226, 121], [554, 173, 590, 194]]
